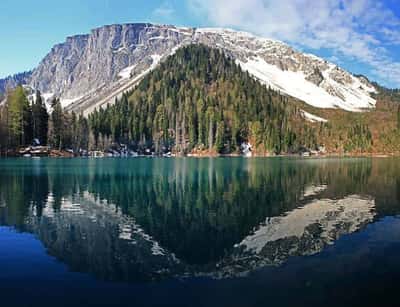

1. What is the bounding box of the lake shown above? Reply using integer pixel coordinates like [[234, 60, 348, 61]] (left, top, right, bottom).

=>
[[1, 157, 400, 307]]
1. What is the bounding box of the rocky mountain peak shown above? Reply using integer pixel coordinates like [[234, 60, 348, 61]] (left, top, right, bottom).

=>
[[0, 23, 377, 114]]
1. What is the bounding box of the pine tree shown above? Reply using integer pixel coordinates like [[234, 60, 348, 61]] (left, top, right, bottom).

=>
[[215, 121, 225, 153], [7, 85, 31, 147], [0, 106, 6, 154], [49, 98, 64, 150], [32, 91, 49, 145], [397, 104, 400, 131]]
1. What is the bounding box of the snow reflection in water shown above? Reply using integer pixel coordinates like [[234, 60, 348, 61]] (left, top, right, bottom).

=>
[[26, 189, 376, 280]]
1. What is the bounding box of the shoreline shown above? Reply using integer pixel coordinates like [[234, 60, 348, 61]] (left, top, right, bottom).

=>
[[0, 153, 397, 159]]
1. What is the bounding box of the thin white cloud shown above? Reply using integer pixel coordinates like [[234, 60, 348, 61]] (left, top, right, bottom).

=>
[[153, 2, 175, 20], [189, 0, 400, 87]]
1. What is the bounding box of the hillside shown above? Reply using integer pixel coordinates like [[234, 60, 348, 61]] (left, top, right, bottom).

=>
[[89, 45, 318, 155], [88, 44, 400, 156], [0, 24, 377, 115], [1, 44, 400, 156], [297, 92, 400, 155]]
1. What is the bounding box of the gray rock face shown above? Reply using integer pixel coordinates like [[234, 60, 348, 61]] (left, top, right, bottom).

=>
[[30, 24, 192, 101], [0, 71, 32, 94], [0, 23, 378, 113], [306, 67, 324, 86], [30, 34, 89, 98]]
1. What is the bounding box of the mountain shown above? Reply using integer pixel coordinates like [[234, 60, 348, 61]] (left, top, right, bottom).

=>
[[0, 71, 32, 98], [88, 44, 314, 155], [0, 23, 377, 114]]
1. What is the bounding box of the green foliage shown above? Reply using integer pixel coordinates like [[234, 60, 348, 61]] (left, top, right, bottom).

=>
[[32, 91, 49, 145], [215, 121, 225, 153], [397, 105, 400, 131], [0, 106, 6, 152], [48, 98, 89, 152], [49, 99, 64, 149], [89, 45, 314, 154], [344, 123, 372, 152], [6, 85, 32, 147], [371, 81, 400, 103]]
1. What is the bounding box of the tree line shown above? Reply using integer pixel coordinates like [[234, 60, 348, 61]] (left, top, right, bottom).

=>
[[89, 45, 318, 154], [0, 86, 90, 155], [0, 86, 48, 152], [1, 45, 322, 156]]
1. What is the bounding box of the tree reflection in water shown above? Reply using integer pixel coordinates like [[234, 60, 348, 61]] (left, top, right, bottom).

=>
[[1, 157, 399, 282]]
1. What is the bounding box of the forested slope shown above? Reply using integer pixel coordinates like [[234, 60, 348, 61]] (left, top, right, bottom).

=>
[[89, 45, 318, 155], [1, 45, 400, 156]]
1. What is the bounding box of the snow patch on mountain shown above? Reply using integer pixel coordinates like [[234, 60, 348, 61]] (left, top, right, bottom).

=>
[[151, 54, 162, 67], [301, 110, 328, 123], [193, 27, 377, 112], [41, 92, 57, 110], [237, 56, 375, 112], [60, 95, 84, 108], [4, 24, 378, 115], [118, 54, 161, 81], [78, 54, 166, 116], [118, 64, 137, 80]]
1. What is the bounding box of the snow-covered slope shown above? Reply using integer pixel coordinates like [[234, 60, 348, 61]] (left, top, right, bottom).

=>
[[238, 57, 375, 111], [0, 24, 378, 114], [194, 28, 376, 112]]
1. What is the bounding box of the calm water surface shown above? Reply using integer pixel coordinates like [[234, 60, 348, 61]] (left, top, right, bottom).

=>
[[1, 157, 400, 307]]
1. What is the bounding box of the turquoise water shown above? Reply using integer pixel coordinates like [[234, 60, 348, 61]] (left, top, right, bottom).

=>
[[1, 157, 400, 306]]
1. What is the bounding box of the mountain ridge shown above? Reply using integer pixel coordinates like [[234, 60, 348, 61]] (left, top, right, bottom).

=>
[[0, 23, 378, 114]]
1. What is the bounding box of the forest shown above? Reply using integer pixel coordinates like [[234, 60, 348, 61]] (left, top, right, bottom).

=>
[[0, 44, 396, 156], [0, 87, 89, 155], [88, 45, 318, 155]]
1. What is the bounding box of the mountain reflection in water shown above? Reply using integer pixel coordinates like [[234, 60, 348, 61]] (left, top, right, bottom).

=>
[[218, 195, 376, 276], [0, 157, 398, 283]]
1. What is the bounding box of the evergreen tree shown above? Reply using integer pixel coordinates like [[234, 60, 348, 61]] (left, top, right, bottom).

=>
[[397, 104, 400, 131], [49, 98, 64, 150], [215, 121, 225, 153], [7, 85, 32, 147], [0, 106, 6, 154], [32, 91, 49, 145]]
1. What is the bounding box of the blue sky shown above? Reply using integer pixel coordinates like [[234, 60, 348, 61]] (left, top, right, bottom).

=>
[[0, 0, 399, 88]]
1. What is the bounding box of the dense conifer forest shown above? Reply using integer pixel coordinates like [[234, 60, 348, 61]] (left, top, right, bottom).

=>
[[0, 88, 89, 155], [89, 45, 317, 154], [0, 44, 399, 156]]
